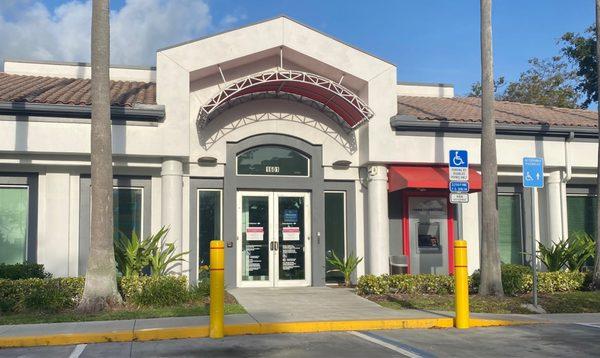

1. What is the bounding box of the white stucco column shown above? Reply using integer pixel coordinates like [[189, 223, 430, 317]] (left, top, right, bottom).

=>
[[367, 164, 390, 275], [546, 170, 563, 244], [161, 159, 183, 267]]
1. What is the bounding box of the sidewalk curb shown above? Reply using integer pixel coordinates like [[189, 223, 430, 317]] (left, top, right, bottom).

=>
[[0, 318, 532, 348]]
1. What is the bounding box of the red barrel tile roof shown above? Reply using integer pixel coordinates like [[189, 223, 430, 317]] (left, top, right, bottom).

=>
[[397, 96, 597, 128], [0, 72, 156, 107]]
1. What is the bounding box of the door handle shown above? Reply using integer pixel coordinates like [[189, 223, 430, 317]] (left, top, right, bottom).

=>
[[274, 242, 278, 251], [270, 242, 274, 251]]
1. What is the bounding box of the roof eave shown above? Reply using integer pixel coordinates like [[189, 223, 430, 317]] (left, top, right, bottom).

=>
[[390, 115, 598, 138], [0, 101, 165, 121]]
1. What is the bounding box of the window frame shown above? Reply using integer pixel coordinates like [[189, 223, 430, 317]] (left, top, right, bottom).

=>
[[112, 186, 145, 241], [196, 188, 223, 268], [78, 176, 151, 276], [0, 184, 30, 264], [0, 174, 37, 264], [497, 191, 525, 265], [566, 191, 597, 238], [235, 145, 311, 178]]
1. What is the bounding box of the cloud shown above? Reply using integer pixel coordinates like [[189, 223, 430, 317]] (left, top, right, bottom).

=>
[[0, 0, 240, 66]]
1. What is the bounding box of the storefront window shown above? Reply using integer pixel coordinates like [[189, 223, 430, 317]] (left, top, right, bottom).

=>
[[0, 186, 29, 264], [113, 188, 143, 242], [567, 195, 597, 239], [498, 194, 523, 264], [198, 190, 222, 267], [325, 192, 346, 283], [237, 145, 309, 176]]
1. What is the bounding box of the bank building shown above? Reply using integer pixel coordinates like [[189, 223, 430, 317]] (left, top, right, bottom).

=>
[[0, 17, 597, 287]]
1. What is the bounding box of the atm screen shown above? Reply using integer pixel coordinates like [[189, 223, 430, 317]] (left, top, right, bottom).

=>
[[418, 222, 441, 248]]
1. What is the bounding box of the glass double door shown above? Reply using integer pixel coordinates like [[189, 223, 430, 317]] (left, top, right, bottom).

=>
[[237, 191, 311, 287]]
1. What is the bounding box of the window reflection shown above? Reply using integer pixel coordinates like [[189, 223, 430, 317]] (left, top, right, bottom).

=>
[[237, 145, 309, 176]]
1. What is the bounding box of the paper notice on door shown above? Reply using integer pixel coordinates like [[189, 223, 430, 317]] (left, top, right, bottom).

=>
[[246, 227, 264, 241], [282, 227, 300, 241]]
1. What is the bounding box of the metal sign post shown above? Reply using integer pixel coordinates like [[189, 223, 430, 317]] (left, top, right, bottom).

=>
[[449, 150, 470, 327], [522, 157, 544, 308], [530, 187, 538, 307]]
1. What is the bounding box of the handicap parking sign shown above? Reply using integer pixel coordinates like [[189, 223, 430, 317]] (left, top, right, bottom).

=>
[[522, 157, 544, 188], [449, 150, 469, 181], [449, 150, 468, 168]]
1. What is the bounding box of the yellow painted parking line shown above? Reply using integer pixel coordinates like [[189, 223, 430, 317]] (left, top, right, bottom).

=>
[[0, 317, 532, 348]]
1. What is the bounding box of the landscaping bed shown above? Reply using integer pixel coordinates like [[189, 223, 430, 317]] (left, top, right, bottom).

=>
[[356, 264, 600, 314], [366, 291, 600, 314], [0, 287, 245, 326], [0, 263, 245, 325]]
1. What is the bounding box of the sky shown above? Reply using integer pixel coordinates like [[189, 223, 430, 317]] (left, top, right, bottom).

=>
[[0, 0, 594, 97]]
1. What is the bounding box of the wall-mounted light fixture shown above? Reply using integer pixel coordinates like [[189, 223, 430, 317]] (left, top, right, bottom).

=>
[[197, 156, 218, 166], [332, 160, 352, 170]]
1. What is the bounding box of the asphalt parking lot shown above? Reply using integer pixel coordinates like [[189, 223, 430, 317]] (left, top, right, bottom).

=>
[[2, 323, 600, 357]]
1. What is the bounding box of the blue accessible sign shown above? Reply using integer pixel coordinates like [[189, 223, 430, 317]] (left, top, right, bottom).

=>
[[449, 150, 469, 181], [449, 181, 469, 193], [522, 157, 544, 188]]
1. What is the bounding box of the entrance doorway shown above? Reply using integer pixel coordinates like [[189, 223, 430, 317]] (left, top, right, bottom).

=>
[[236, 191, 311, 287]]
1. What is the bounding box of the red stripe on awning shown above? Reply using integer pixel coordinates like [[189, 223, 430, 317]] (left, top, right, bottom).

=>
[[388, 166, 482, 192]]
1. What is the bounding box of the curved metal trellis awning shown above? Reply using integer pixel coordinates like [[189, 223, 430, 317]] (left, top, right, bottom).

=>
[[197, 69, 374, 130]]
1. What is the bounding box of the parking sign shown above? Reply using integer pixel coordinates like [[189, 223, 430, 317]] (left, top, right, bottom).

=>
[[522, 157, 544, 188], [449, 150, 469, 181]]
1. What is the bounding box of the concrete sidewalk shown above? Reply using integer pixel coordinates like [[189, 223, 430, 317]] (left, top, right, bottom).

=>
[[0, 287, 539, 348], [228, 287, 446, 322]]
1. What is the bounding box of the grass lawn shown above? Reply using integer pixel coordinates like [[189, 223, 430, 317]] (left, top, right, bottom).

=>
[[0, 303, 246, 325], [368, 291, 600, 314]]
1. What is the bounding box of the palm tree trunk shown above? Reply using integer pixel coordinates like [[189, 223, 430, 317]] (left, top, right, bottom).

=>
[[78, 0, 122, 312], [478, 0, 504, 296], [593, 0, 600, 289]]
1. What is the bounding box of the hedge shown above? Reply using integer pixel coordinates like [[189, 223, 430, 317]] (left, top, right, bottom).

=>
[[121, 275, 189, 307], [0, 277, 84, 313], [357, 265, 588, 296], [0, 263, 51, 280], [0, 275, 206, 313], [357, 274, 458, 295], [470, 264, 588, 295]]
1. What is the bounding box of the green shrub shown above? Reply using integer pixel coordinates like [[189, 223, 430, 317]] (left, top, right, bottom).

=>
[[565, 232, 595, 272], [537, 239, 570, 272], [470, 264, 531, 295], [470, 264, 587, 295], [358, 265, 588, 297], [358, 274, 456, 295], [121, 275, 189, 307], [538, 271, 586, 293], [115, 226, 189, 278], [357, 274, 390, 295], [326, 252, 363, 287], [388, 274, 455, 294], [0, 277, 84, 313], [500, 264, 533, 295], [0, 263, 51, 280], [189, 268, 210, 301]]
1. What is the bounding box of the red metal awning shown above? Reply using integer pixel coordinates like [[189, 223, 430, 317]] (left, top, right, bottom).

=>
[[388, 165, 482, 192], [197, 70, 374, 130]]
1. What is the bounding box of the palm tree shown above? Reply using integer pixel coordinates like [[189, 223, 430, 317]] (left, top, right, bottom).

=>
[[78, 0, 122, 312], [478, 0, 504, 296], [593, 0, 600, 289]]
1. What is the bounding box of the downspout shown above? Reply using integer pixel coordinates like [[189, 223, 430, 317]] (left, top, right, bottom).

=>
[[561, 131, 575, 239]]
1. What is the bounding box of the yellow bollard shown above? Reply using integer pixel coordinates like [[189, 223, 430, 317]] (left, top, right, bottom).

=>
[[454, 240, 469, 329], [209, 240, 224, 339]]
